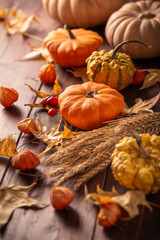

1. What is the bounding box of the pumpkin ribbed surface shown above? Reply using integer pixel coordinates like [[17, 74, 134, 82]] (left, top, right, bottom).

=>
[[44, 27, 103, 67], [42, 0, 128, 28], [86, 49, 134, 91], [58, 82, 124, 130], [111, 134, 160, 194], [105, 1, 160, 59]]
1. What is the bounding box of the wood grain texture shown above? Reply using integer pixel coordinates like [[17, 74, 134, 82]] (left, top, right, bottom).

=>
[[0, 0, 160, 240]]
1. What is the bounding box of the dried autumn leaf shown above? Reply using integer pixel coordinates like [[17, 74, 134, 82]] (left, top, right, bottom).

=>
[[30, 116, 79, 157], [0, 7, 8, 20], [85, 186, 152, 220], [112, 190, 152, 219], [84, 185, 119, 205], [51, 76, 62, 96], [67, 67, 89, 83], [0, 182, 48, 225], [0, 135, 18, 157], [17, 44, 52, 62], [121, 93, 160, 115], [140, 69, 160, 90], [4, 7, 38, 35], [25, 84, 49, 99]]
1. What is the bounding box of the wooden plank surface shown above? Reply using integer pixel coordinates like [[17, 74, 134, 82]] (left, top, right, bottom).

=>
[[0, 0, 160, 240]]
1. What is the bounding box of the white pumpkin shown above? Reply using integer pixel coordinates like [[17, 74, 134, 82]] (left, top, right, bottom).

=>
[[105, 1, 160, 59], [42, 0, 128, 28]]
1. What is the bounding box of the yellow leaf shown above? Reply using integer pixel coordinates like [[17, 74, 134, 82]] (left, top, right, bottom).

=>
[[25, 84, 49, 99], [51, 76, 62, 96], [4, 7, 38, 35], [0, 7, 8, 20], [29, 116, 79, 157], [0, 182, 48, 225], [0, 135, 18, 157]]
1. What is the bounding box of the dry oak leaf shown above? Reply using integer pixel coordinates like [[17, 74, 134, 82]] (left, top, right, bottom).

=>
[[0, 182, 48, 225], [85, 185, 152, 220], [0, 135, 18, 157], [0, 7, 8, 20], [17, 44, 52, 63], [30, 116, 79, 157], [4, 7, 38, 35], [121, 93, 160, 115], [140, 69, 160, 90]]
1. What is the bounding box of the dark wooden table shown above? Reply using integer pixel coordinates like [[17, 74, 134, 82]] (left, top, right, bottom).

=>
[[0, 0, 160, 240]]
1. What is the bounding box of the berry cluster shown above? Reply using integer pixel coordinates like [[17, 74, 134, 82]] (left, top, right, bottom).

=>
[[40, 96, 58, 116]]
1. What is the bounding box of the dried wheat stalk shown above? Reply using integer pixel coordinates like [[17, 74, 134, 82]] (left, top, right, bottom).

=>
[[43, 113, 160, 191]]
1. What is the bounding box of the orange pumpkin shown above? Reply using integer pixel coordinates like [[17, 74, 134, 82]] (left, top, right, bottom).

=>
[[58, 82, 124, 130], [44, 25, 103, 67]]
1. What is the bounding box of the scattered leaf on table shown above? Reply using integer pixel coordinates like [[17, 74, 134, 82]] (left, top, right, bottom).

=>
[[51, 76, 63, 96], [4, 7, 38, 35], [25, 84, 49, 99], [0, 135, 18, 157], [30, 116, 79, 157], [121, 93, 160, 115], [84, 185, 119, 205], [0, 7, 8, 20], [85, 185, 152, 220], [0, 182, 48, 225], [17, 44, 52, 62], [112, 190, 152, 219], [140, 69, 160, 90], [67, 67, 89, 83]]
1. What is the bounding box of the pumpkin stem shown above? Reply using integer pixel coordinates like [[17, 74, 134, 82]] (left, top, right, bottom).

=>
[[111, 40, 151, 59], [138, 11, 156, 19], [63, 24, 76, 39], [133, 133, 150, 158], [86, 90, 98, 98]]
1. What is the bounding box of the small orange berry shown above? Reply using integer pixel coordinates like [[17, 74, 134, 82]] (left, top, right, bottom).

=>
[[50, 186, 73, 210], [17, 118, 38, 134], [39, 64, 56, 83]]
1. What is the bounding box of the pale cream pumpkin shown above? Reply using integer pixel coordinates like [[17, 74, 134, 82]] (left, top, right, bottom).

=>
[[42, 0, 128, 28], [105, 1, 160, 59]]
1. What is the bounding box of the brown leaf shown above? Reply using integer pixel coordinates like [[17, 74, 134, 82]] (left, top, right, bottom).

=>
[[0, 135, 18, 157], [0, 182, 48, 225], [121, 93, 160, 115], [67, 67, 89, 83], [30, 116, 79, 157], [4, 7, 38, 35], [85, 186, 152, 220], [140, 69, 160, 90]]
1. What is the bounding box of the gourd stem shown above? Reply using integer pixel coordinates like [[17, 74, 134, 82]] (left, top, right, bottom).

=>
[[111, 40, 151, 59], [133, 133, 150, 158], [86, 90, 98, 98], [63, 24, 76, 39]]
